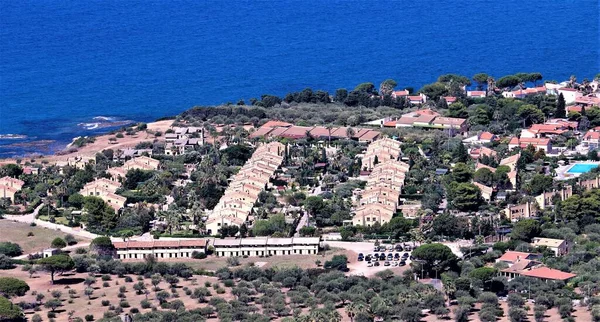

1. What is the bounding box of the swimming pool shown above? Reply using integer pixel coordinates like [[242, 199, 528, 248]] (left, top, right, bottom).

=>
[[567, 163, 599, 174]]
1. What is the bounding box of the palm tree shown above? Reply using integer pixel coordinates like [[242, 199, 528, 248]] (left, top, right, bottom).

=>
[[325, 124, 334, 147], [162, 208, 181, 235], [346, 127, 355, 139], [346, 302, 366, 322]]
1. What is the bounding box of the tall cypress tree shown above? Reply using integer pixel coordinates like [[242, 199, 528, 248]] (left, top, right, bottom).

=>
[[556, 93, 566, 118]]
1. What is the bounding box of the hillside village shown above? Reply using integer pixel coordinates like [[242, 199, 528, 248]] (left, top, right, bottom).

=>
[[2, 73, 600, 321]]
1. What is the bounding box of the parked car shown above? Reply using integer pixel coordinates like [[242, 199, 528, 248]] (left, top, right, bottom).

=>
[[365, 255, 372, 261], [395, 244, 403, 251], [358, 257, 363, 261], [374, 262, 380, 267], [391, 262, 398, 267], [399, 260, 406, 266], [387, 245, 394, 251], [384, 261, 391, 266], [379, 254, 386, 261], [367, 262, 373, 267]]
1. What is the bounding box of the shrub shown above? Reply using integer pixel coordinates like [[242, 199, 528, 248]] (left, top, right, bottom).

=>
[[27, 232, 34, 237], [103, 311, 117, 319], [192, 251, 207, 259], [103, 282, 109, 287], [85, 314, 94, 321], [0, 242, 23, 257], [50, 237, 67, 249], [130, 307, 139, 314], [117, 293, 126, 299], [223, 279, 235, 287], [124, 276, 133, 283], [31, 314, 42, 322], [216, 288, 226, 294], [47, 312, 56, 318], [0, 277, 30, 297], [204, 281, 211, 287], [119, 301, 130, 308], [226, 257, 240, 267], [141, 299, 151, 309], [64, 234, 77, 246], [101, 300, 110, 306], [101, 275, 111, 281]]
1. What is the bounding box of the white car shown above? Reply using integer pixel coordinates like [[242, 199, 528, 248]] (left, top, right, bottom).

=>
[[367, 262, 373, 267], [391, 262, 398, 267]]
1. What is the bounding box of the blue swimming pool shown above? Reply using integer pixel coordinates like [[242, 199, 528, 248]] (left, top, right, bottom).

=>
[[567, 163, 599, 174]]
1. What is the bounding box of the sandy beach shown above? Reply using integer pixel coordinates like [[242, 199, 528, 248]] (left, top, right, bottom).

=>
[[0, 120, 174, 165]]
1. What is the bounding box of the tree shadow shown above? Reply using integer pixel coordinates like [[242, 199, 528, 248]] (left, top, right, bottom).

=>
[[54, 278, 85, 285]]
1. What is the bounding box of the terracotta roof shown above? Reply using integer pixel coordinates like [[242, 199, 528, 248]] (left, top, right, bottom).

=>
[[509, 137, 550, 147], [309, 126, 337, 138], [261, 120, 293, 128], [392, 90, 409, 97], [443, 96, 457, 102], [500, 153, 520, 166], [413, 114, 437, 124], [467, 91, 486, 96], [433, 117, 466, 126], [408, 95, 424, 101], [519, 267, 576, 281], [357, 131, 380, 141], [279, 126, 313, 139], [479, 132, 495, 140], [497, 251, 537, 263], [249, 126, 276, 138], [413, 109, 440, 116], [480, 147, 498, 157]]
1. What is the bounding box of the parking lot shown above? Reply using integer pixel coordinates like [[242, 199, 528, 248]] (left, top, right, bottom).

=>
[[346, 243, 413, 277]]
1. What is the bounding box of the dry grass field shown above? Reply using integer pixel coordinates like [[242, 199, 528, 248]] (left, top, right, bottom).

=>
[[0, 220, 89, 255]]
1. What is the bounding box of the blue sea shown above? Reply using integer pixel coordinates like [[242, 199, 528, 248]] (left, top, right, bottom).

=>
[[1, 0, 598, 158]]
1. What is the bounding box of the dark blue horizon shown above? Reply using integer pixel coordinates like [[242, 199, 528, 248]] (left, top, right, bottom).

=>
[[1, 0, 599, 157]]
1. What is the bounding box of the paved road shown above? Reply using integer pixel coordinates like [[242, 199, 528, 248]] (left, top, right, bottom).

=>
[[4, 202, 99, 240], [294, 211, 309, 237]]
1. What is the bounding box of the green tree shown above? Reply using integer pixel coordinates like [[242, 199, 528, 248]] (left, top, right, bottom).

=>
[[0, 242, 23, 257], [354, 83, 376, 93], [517, 104, 545, 126], [0, 277, 30, 298], [0, 296, 24, 320], [67, 193, 85, 208], [51, 237, 66, 249], [452, 163, 473, 183], [449, 182, 482, 211], [496, 75, 521, 89], [438, 74, 471, 86], [556, 93, 566, 118], [411, 243, 457, 277], [473, 73, 489, 90], [334, 89, 348, 102], [419, 82, 449, 101], [38, 255, 75, 284], [83, 196, 118, 234], [0, 164, 23, 178], [511, 219, 541, 242], [90, 236, 115, 256], [525, 174, 553, 195], [324, 255, 348, 271], [474, 168, 494, 186], [447, 102, 468, 118]]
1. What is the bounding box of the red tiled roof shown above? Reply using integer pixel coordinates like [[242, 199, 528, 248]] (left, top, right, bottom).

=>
[[443, 96, 457, 102], [467, 91, 486, 96], [497, 251, 535, 263], [249, 126, 276, 138], [413, 114, 437, 123], [358, 131, 381, 141], [392, 90, 409, 97], [280, 126, 313, 139], [479, 132, 495, 140], [261, 120, 293, 128], [413, 109, 440, 116], [383, 120, 397, 127], [408, 95, 424, 101], [520, 267, 576, 281]]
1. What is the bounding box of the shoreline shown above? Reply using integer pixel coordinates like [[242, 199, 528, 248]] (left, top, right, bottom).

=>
[[0, 119, 175, 165]]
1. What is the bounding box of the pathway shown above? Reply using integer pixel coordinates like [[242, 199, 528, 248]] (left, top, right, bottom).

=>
[[294, 211, 309, 237], [4, 202, 99, 240]]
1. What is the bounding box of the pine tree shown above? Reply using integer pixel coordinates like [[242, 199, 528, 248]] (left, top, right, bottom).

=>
[[556, 93, 566, 118]]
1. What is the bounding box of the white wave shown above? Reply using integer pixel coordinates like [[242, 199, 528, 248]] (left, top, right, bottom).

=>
[[93, 116, 115, 121]]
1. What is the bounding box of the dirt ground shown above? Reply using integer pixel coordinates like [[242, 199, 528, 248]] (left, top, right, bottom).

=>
[[0, 220, 89, 255], [131, 248, 352, 272]]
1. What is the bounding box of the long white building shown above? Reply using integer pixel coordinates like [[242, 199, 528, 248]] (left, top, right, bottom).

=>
[[113, 239, 207, 259], [212, 237, 320, 257]]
